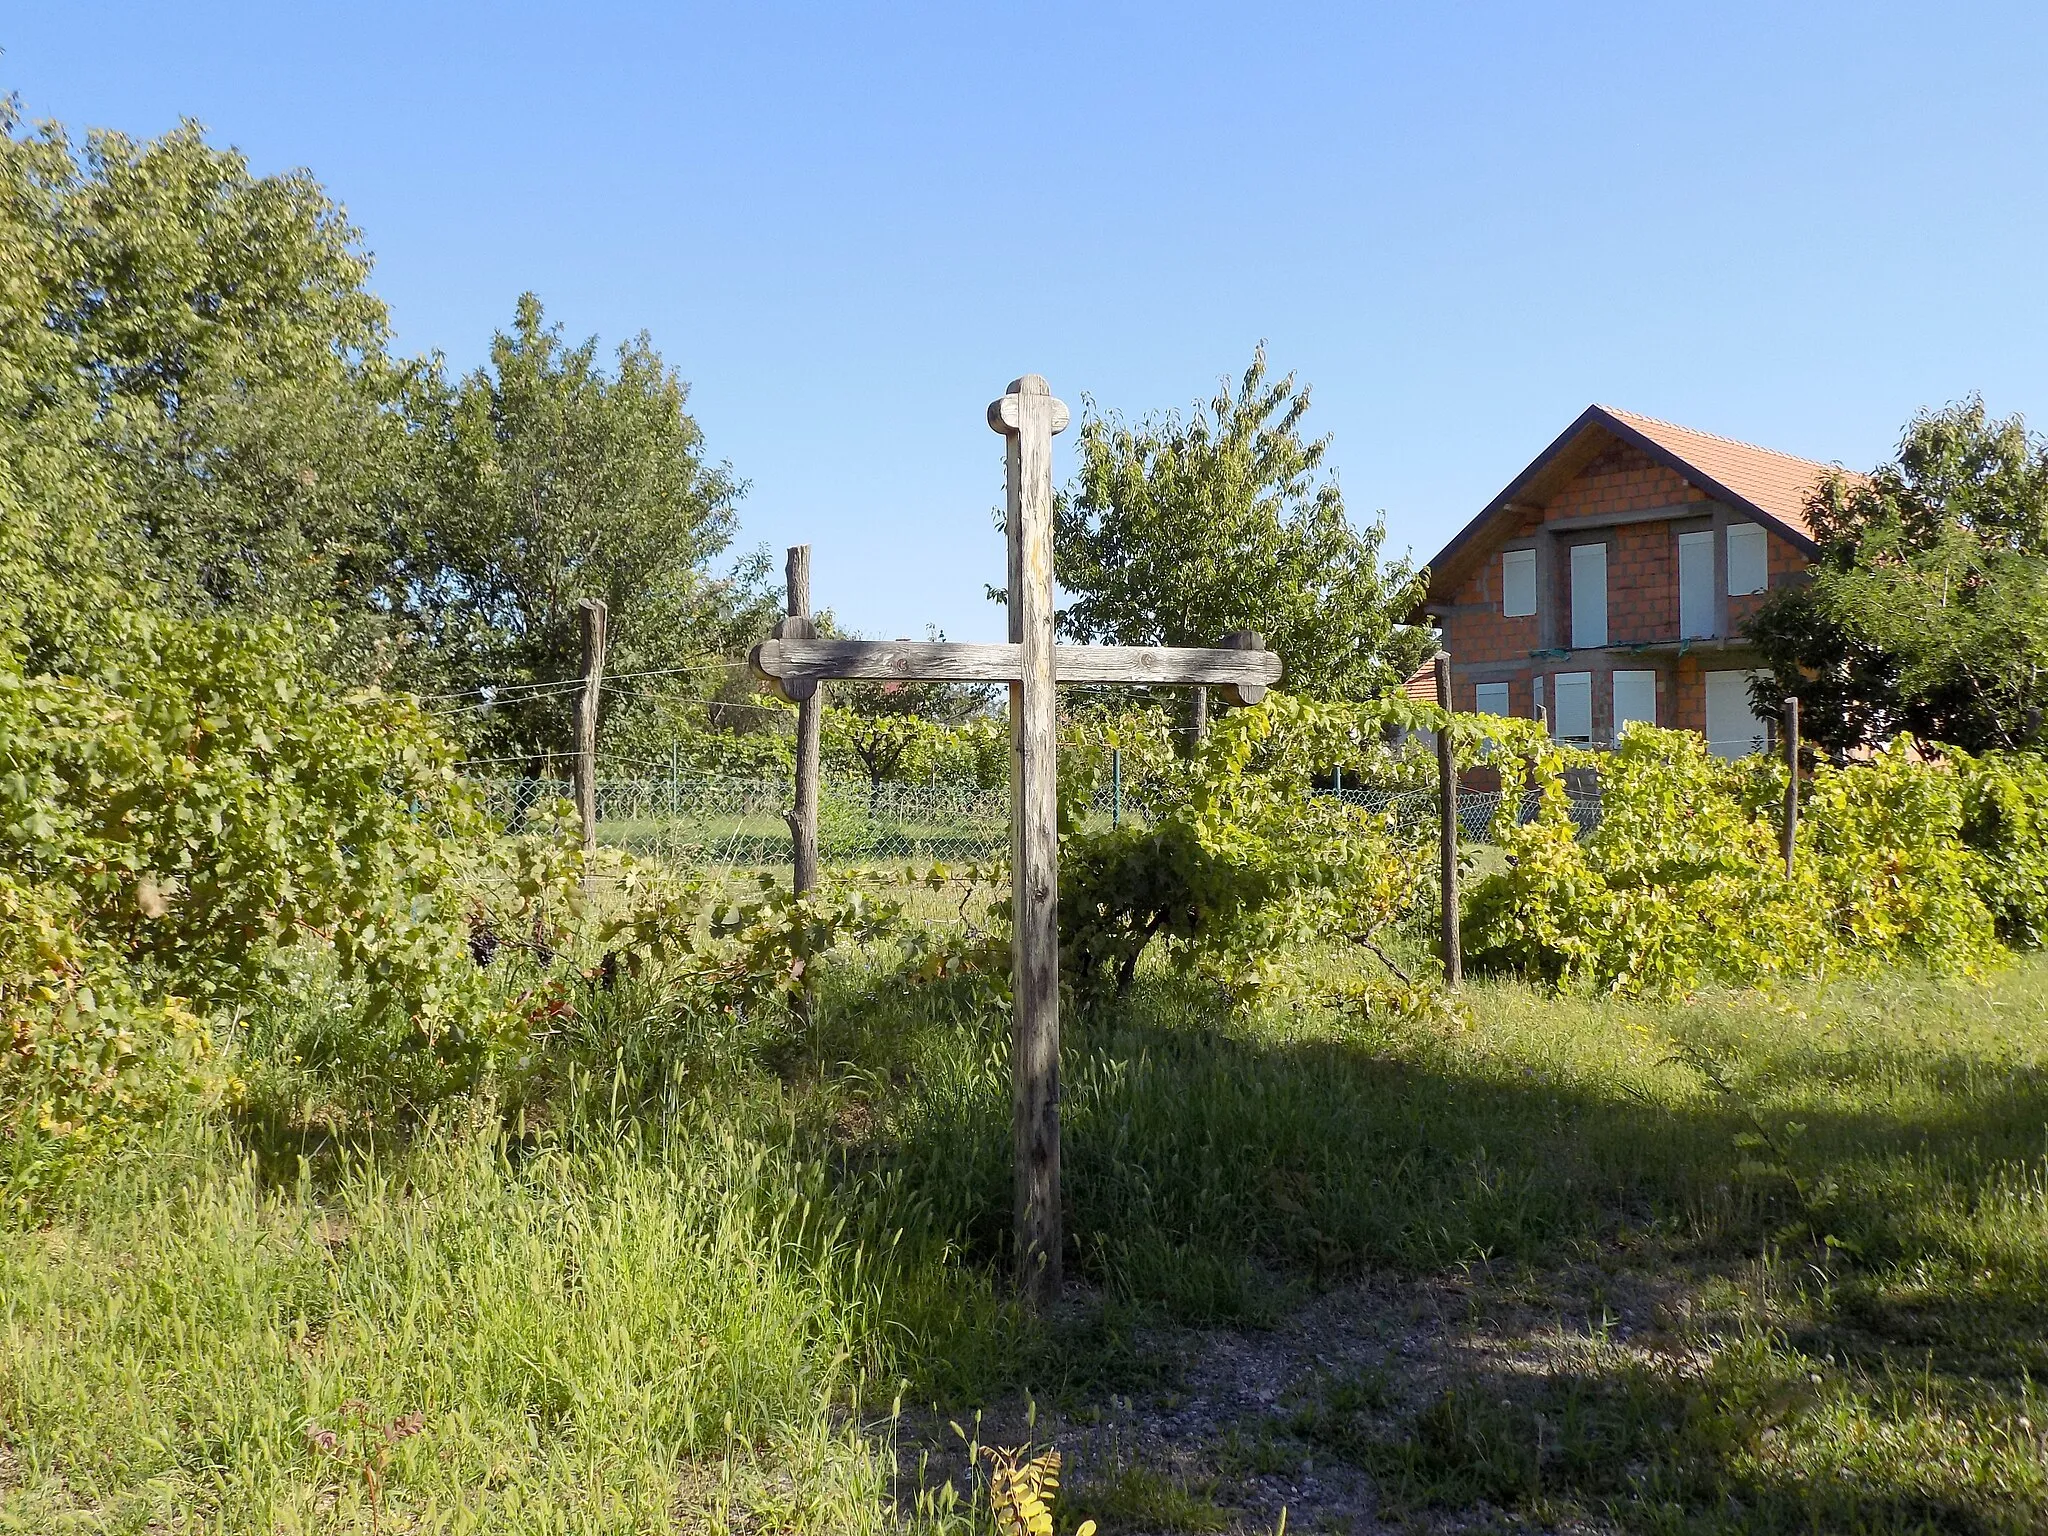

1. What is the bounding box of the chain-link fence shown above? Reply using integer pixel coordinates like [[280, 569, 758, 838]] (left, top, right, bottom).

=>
[[470, 771, 1604, 873], [475, 775, 1014, 867], [1320, 785, 1605, 839]]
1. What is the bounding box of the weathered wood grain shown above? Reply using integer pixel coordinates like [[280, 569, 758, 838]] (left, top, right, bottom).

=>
[[994, 374, 1067, 1310], [749, 637, 1282, 688], [784, 549, 821, 899]]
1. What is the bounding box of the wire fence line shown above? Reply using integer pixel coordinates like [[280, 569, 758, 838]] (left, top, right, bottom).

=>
[[468, 771, 1605, 871]]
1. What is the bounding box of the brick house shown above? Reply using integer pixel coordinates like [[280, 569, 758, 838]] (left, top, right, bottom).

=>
[[1415, 406, 1842, 758]]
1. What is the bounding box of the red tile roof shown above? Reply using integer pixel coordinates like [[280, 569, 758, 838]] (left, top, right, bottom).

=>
[[1598, 407, 1841, 542]]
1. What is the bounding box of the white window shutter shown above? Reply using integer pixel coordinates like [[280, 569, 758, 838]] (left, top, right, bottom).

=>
[[1678, 530, 1716, 638], [1727, 522, 1768, 595], [1553, 671, 1593, 744], [1612, 669, 1657, 742], [1569, 544, 1607, 648], [1475, 682, 1511, 716], [1501, 548, 1536, 617], [1705, 669, 1769, 758]]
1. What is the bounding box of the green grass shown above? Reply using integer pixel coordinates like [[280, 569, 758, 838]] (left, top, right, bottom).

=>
[[1067, 1462, 1234, 1532], [7, 946, 2048, 1531], [0, 1121, 922, 1533]]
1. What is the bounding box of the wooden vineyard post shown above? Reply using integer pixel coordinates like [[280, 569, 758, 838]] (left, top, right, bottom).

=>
[[1434, 650, 1462, 989], [748, 374, 1281, 1308], [1782, 695, 1800, 878], [574, 598, 608, 874], [991, 375, 1069, 1308], [783, 546, 821, 897]]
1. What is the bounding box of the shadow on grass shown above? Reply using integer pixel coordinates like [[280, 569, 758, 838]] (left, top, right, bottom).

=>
[[845, 964, 2048, 1378], [1292, 1331, 2047, 1535], [866, 973, 1765, 1311]]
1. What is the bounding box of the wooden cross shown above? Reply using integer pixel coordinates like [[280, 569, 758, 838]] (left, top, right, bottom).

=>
[[751, 374, 1281, 1307]]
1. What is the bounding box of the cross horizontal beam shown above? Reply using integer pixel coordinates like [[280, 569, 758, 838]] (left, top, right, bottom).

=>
[[750, 635, 1281, 701]]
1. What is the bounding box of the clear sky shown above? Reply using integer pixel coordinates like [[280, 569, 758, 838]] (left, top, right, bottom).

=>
[[8, 3, 2046, 642]]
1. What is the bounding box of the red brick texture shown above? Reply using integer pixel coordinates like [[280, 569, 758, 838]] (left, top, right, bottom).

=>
[[1544, 443, 1698, 521], [1608, 519, 1681, 643]]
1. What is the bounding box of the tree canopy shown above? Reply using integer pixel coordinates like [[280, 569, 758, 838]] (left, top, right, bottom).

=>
[[1747, 399, 2048, 756], [0, 108, 410, 669], [399, 294, 772, 760], [0, 107, 770, 765], [1050, 346, 1433, 705]]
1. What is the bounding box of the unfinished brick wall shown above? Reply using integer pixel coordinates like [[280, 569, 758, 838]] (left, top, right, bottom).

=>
[[1433, 435, 1818, 746], [1443, 508, 1541, 666], [1672, 655, 1704, 735], [1609, 520, 1679, 643], [1545, 442, 1702, 521]]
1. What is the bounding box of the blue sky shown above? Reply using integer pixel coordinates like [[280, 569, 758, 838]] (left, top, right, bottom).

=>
[[8, 3, 2046, 641]]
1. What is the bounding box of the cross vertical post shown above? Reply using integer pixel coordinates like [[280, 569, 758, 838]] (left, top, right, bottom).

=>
[[990, 375, 1071, 1307], [784, 546, 821, 898]]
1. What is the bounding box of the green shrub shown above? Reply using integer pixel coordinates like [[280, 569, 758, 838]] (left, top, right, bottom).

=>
[[1956, 749, 2048, 948], [1463, 728, 2010, 994], [1058, 693, 1446, 996], [0, 876, 222, 1209], [1, 613, 505, 1201]]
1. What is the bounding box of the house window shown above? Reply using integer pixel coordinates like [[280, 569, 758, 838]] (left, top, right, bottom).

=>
[[1727, 522, 1768, 595], [1501, 548, 1536, 617], [1678, 529, 1716, 638], [1475, 682, 1511, 716], [1569, 544, 1607, 648], [1705, 669, 1769, 758], [1552, 671, 1593, 745], [1612, 669, 1656, 742]]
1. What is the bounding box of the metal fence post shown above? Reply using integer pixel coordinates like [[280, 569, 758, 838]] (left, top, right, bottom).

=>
[[1111, 746, 1122, 828]]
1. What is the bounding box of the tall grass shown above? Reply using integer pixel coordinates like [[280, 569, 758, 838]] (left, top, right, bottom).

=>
[[865, 957, 2048, 1326], [8, 950, 2048, 1531], [0, 1118, 915, 1533]]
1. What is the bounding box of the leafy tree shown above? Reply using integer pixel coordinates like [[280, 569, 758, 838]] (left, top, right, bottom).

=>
[[0, 106, 412, 671], [1049, 346, 1433, 720], [401, 294, 773, 761], [1747, 399, 2048, 755]]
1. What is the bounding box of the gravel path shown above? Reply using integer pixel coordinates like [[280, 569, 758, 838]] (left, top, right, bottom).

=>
[[886, 1261, 1688, 1534]]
